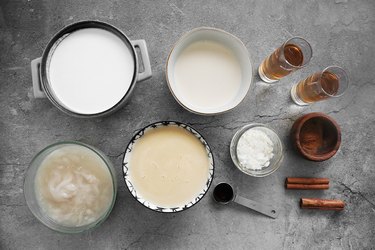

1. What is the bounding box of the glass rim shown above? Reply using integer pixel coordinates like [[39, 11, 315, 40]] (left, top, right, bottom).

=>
[[281, 36, 312, 69], [319, 65, 349, 98]]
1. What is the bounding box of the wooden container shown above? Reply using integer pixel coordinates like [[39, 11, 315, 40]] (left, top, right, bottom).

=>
[[291, 112, 341, 161]]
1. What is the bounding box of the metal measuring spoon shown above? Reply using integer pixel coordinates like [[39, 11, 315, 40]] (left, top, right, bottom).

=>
[[213, 183, 279, 219]]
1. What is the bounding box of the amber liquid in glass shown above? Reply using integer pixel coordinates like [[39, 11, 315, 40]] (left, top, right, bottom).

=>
[[260, 44, 304, 80], [295, 71, 339, 103]]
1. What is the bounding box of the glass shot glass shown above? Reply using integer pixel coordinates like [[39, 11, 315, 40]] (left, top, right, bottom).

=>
[[258, 37, 312, 83], [290, 66, 349, 106]]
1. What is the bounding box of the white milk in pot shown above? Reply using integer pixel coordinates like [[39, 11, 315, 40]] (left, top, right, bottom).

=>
[[47, 28, 135, 114]]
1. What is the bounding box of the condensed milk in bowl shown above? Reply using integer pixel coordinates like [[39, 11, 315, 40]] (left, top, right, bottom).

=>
[[166, 27, 253, 115], [30, 21, 152, 118], [122, 121, 214, 213]]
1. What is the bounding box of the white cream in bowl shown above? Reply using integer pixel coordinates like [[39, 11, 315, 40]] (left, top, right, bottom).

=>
[[174, 40, 242, 109], [166, 27, 252, 115]]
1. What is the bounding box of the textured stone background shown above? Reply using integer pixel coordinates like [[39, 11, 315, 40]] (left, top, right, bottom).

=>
[[1, 0, 374, 249]]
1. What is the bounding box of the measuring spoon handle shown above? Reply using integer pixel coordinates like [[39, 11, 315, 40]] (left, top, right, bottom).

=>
[[234, 195, 279, 219]]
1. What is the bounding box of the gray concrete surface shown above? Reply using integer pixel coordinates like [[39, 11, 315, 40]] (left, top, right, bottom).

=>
[[1, 0, 375, 249]]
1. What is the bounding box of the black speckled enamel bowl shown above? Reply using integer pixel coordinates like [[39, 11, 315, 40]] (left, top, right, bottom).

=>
[[122, 121, 214, 213]]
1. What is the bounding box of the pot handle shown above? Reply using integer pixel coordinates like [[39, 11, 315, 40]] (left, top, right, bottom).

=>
[[131, 40, 152, 82], [31, 57, 46, 98]]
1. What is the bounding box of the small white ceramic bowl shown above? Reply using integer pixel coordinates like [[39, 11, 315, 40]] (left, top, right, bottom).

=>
[[166, 27, 253, 115]]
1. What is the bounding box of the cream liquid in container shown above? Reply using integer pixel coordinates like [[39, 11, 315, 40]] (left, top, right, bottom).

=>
[[123, 121, 215, 213], [31, 21, 152, 118], [128, 126, 210, 208], [166, 27, 253, 115], [173, 40, 242, 109]]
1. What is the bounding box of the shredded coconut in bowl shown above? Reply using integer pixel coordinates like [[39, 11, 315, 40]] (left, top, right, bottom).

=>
[[236, 128, 274, 170]]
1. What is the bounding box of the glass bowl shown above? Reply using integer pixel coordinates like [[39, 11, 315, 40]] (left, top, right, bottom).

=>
[[24, 141, 117, 233], [230, 123, 283, 177]]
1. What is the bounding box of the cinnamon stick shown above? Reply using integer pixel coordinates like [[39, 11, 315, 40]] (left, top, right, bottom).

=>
[[286, 177, 329, 185], [286, 183, 329, 190], [300, 198, 345, 211], [285, 177, 330, 190]]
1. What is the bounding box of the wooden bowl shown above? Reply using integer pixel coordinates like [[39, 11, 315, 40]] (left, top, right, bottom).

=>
[[291, 112, 341, 161]]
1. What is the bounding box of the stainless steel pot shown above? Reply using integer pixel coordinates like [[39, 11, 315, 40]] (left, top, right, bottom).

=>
[[31, 20, 152, 118]]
